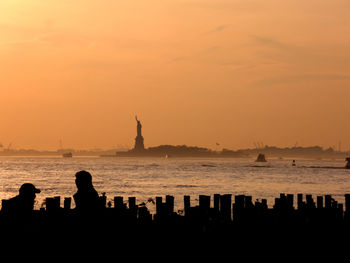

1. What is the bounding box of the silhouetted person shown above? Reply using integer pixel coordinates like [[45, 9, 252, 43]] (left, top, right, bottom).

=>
[[2, 183, 40, 216], [73, 170, 100, 213]]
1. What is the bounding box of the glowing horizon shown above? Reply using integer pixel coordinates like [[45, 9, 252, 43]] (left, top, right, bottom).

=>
[[1, 0, 350, 151]]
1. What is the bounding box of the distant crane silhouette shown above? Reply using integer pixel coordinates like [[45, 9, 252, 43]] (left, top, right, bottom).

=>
[[5, 142, 12, 151], [59, 139, 63, 150], [253, 141, 265, 151]]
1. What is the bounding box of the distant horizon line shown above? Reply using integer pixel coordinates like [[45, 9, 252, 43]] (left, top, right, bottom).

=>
[[1, 143, 349, 153]]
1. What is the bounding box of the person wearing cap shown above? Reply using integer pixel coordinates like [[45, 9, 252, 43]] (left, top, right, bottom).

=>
[[73, 170, 100, 213], [2, 183, 40, 216]]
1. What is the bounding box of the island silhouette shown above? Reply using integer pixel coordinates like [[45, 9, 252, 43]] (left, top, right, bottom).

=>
[[0, 117, 349, 159], [114, 117, 350, 159]]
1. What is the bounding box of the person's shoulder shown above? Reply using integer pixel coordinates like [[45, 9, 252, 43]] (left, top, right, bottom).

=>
[[2, 195, 20, 212], [7, 195, 20, 203], [90, 187, 99, 196]]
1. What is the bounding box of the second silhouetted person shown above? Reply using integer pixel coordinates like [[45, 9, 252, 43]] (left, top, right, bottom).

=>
[[73, 170, 101, 213]]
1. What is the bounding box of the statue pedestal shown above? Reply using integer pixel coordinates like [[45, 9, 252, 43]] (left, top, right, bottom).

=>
[[134, 136, 145, 151]]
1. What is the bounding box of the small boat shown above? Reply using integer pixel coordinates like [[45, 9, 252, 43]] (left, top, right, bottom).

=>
[[201, 164, 217, 167], [255, 153, 267, 162], [346, 157, 350, 169], [62, 152, 73, 158]]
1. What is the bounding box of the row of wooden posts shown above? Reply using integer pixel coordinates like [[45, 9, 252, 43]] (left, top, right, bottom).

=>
[[41, 193, 350, 223]]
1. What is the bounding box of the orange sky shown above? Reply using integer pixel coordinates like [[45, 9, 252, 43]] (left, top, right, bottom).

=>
[[1, 0, 350, 151]]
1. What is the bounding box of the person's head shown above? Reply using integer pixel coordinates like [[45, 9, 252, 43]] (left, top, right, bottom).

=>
[[19, 183, 40, 200], [75, 170, 93, 190]]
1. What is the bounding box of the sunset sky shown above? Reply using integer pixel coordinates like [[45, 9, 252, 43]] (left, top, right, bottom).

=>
[[1, 0, 350, 151]]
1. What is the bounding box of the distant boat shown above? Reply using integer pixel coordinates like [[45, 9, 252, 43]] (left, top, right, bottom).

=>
[[346, 157, 350, 169], [255, 153, 267, 162], [62, 152, 73, 158], [201, 164, 217, 167]]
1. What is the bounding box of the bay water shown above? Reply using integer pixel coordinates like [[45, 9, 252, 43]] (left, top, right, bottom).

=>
[[0, 156, 349, 213]]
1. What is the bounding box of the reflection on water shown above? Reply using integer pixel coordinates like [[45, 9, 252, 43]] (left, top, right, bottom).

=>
[[0, 156, 349, 212]]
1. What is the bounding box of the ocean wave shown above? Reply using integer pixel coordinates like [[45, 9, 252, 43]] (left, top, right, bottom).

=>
[[301, 181, 316, 185], [148, 163, 160, 167]]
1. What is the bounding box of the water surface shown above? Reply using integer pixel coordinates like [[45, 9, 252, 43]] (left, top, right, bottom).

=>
[[0, 156, 349, 212]]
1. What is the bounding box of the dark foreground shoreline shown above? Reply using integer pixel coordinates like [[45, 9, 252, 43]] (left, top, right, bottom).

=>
[[0, 195, 349, 263], [2, 193, 350, 246]]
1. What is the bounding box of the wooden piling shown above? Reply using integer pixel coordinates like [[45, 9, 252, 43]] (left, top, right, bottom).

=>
[[46, 197, 60, 212], [55, 196, 61, 208], [345, 194, 350, 221], [331, 200, 338, 209], [166, 195, 174, 214], [306, 195, 315, 208], [45, 197, 53, 211], [345, 194, 350, 213], [245, 196, 253, 209], [274, 198, 280, 209], [317, 196, 323, 209], [220, 194, 232, 221], [325, 195, 332, 209], [279, 193, 286, 209], [214, 194, 220, 213], [297, 194, 303, 210], [156, 197, 163, 215], [199, 195, 210, 210], [114, 196, 124, 209], [64, 197, 71, 210], [234, 195, 245, 209], [100, 193, 107, 208], [128, 197, 137, 218], [287, 194, 294, 209], [129, 197, 136, 210], [184, 195, 190, 216]]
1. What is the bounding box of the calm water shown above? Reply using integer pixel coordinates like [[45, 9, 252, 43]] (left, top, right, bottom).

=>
[[0, 156, 349, 213]]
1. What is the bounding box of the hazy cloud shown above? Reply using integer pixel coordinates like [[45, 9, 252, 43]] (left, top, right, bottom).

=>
[[205, 24, 231, 35], [250, 35, 291, 50], [167, 56, 191, 63], [248, 34, 350, 72], [179, 0, 264, 12], [255, 73, 350, 87], [167, 46, 221, 64]]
